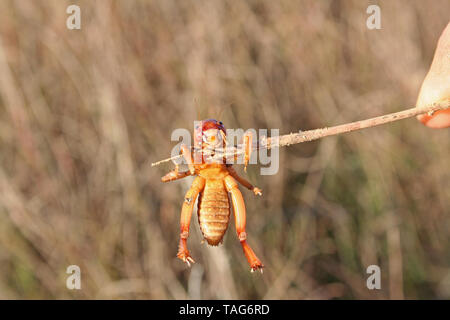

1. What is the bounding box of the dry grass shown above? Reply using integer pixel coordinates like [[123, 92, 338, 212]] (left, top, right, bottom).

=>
[[0, 0, 448, 299]]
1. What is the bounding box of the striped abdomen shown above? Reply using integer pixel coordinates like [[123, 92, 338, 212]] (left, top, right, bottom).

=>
[[198, 179, 230, 246]]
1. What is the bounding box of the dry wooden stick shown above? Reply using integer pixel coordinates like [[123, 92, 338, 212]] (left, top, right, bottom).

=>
[[268, 100, 450, 148], [151, 101, 450, 167]]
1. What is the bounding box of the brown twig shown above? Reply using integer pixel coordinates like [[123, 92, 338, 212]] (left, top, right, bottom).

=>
[[151, 101, 450, 167]]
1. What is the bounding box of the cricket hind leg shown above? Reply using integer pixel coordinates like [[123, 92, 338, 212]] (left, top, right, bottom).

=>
[[177, 176, 205, 266], [224, 175, 264, 273]]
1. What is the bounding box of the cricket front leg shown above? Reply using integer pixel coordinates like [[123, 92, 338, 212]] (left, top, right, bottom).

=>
[[180, 144, 196, 175], [226, 166, 262, 196], [177, 176, 205, 266], [224, 175, 264, 273], [242, 131, 254, 172], [161, 169, 192, 182], [162, 144, 195, 182]]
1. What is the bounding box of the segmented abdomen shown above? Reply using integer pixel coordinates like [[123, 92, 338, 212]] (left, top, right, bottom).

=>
[[198, 179, 230, 246]]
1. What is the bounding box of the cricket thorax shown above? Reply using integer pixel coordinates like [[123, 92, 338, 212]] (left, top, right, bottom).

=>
[[196, 163, 229, 180]]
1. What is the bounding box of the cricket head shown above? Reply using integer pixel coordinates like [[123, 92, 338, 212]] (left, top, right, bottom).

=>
[[194, 119, 227, 150]]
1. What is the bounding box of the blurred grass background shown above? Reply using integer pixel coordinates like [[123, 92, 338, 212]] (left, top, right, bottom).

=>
[[0, 0, 449, 299]]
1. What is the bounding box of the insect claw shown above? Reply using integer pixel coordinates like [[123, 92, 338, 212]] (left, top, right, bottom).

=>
[[260, 268, 263, 274], [253, 187, 263, 196], [250, 268, 254, 273], [187, 256, 195, 264]]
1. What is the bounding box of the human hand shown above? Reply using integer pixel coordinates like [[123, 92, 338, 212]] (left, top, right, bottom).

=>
[[416, 22, 450, 128]]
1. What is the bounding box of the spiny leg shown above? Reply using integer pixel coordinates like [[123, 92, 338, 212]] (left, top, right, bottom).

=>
[[177, 176, 205, 266], [242, 131, 254, 172], [161, 169, 192, 183], [226, 166, 262, 196], [180, 144, 196, 175], [224, 175, 264, 272], [161, 143, 195, 182]]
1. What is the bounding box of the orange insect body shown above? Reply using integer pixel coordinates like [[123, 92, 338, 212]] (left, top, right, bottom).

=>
[[197, 164, 231, 246], [161, 119, 264, 272]]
